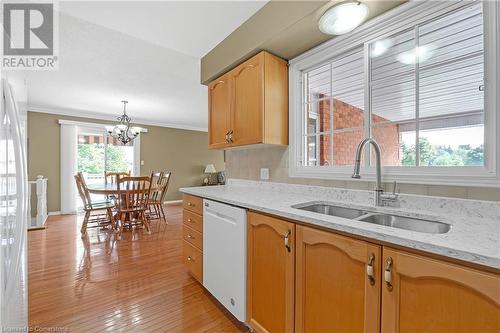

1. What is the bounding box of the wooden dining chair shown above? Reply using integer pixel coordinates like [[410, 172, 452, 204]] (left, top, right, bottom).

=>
[[105, 171, 131, 185], [75, 173, 115, 235], [151, 171, 164, 186], [148, 172, 171, 223], [146, 171, 164, 220], [79, 172, 111, 205], [115, 176, 152, 240]]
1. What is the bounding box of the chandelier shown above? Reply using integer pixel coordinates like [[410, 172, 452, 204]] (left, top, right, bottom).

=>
[[106, 100, 141, 145]]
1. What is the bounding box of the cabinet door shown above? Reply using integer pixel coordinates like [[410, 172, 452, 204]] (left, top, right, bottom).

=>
[[231, 53, 264, 146], [247, 212, 294, 333], [208, 73, 231, 148], [382, 248, 500, 333], [295, 225, 381, 333]]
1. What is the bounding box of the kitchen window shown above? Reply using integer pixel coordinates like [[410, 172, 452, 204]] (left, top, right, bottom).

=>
[[289, 0, 500, 186]]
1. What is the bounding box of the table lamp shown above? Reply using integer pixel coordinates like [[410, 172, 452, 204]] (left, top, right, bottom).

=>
[[204, 164, 217, 185]]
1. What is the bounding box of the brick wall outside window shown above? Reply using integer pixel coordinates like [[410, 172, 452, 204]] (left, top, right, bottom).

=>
[[315, 96, 400, 166]]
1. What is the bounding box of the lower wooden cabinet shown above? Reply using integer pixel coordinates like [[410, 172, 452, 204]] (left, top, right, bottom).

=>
[[381, 248, 500, 333], [247, 212, 295, 333], [182, 194, 204, 283], [246, 212, 500, 333], [183, 241, 203, 282], [295, 225, 381, 333]]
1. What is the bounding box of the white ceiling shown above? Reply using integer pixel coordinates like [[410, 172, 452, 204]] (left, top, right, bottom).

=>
[[27, 1, 267, 131]]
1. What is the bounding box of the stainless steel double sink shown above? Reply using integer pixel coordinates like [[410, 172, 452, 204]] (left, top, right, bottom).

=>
[[293, 203, 451, 234]]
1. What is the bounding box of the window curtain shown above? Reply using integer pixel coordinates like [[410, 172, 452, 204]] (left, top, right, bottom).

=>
[[60, 123, 77, 214], [133, 134, 141, 176]]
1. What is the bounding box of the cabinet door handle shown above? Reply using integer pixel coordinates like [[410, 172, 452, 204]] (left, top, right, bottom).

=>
[[186, 234, 194, 239], [384, 256, 393, 291], [228, 130, 234, 143], [283, 229, 291, 252], [187, 218, 192, 223], [367, 253, 375, 286], [225, 131, 230, 143], [187, 256, 195, 262]]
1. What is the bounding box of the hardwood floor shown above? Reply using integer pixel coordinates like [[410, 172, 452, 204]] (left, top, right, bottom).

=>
[[28, 204, 246, 332]]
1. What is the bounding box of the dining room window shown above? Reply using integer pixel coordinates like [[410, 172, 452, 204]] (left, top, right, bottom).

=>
[[77, 127, 136, 186], [60, 119, 144, 214], [289, 0, 499, 186]]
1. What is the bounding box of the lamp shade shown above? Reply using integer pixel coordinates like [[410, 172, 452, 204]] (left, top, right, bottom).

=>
[[204, 164, 217, 173]]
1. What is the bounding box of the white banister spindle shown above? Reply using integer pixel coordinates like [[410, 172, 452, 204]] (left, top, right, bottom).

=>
[[28, 176, 48, 229], [36, 176, 48, 227], [27, 182, 32, 223]]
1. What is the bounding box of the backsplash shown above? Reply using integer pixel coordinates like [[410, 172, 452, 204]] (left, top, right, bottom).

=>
[[225, 146, 500, 202]]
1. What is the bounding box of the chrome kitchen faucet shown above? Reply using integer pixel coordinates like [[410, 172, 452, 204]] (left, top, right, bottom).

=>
[[352, 138, 398, 207]]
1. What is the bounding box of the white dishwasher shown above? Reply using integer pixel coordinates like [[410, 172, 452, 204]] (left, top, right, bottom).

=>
[[203, 199, 247, 322]]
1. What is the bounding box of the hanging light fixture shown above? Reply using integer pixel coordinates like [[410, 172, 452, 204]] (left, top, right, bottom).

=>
[[319, 1, 369, 35], [105, 100, 141, 145]]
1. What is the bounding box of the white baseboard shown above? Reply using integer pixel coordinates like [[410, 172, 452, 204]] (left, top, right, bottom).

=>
[[163, 200, 182, 206], [48, 211, 61, 216]]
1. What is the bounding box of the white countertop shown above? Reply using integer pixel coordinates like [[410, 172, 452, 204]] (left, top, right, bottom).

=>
[[181, 179, 500, 270]]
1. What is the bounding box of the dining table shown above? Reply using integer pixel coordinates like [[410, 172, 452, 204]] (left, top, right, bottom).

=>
[[87, 182, 161, 232], [87, 182, 159, 195], [87, 183, 122, 196]]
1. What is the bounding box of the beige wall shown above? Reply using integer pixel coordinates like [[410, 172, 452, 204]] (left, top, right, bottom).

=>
[[225, 146, 500, 202], [27, 112, 224, 212]]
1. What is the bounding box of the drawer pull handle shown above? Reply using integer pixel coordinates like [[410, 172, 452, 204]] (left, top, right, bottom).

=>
[[384, 256, 393, 291], [187, 218, 192, 223], [187, 256, 195, 262], [367, 253, 375, 286], [187, 202, 193, 206], [283, 229, 291, 252], [186, 234, 194, 239]]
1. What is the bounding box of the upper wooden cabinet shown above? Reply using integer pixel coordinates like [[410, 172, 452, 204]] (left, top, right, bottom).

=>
[[295, 225, 381, 333], [208, 51, 288, 148], [247, 212, 294, 333], [381, 248, 500, 333], [232, 54, 264, 146], [208, 73, 231, 148]]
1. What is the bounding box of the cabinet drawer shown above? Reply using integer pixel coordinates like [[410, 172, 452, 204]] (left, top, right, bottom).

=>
[[183, 209, 203, 233], [183, 241, 203, 283], [183, 194, 203, 215], [183, 225, 203, 250]]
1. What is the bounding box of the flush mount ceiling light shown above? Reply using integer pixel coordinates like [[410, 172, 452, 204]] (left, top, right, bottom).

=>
[[319, 1, 369, 35]]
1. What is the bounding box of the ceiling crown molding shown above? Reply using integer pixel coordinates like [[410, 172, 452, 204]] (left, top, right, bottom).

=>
[[28, 105, 208, 132]]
